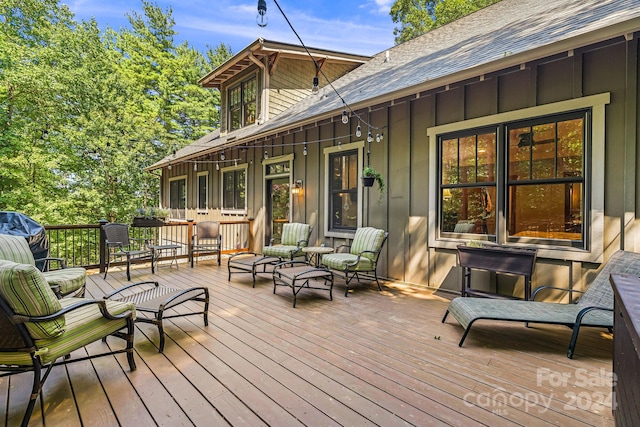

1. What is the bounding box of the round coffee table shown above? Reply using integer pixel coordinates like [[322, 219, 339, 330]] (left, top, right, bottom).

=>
[[302, 246, 334, 267]]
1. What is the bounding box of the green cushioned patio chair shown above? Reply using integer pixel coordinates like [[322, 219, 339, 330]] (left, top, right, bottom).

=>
[[442, 250, 640, 359], [0, 260, 136, 426], [0, 233, 86, 298], [262, 223, 313, 260], [322, 227, 388, 297]]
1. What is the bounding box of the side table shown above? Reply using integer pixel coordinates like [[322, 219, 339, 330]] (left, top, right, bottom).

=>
[[104, 281, 209, 352], [149, 243, 181, 272], [302, 246, 334, 267]]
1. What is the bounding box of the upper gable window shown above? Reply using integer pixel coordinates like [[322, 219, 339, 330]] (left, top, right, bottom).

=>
[[229, 76, 257, 131]]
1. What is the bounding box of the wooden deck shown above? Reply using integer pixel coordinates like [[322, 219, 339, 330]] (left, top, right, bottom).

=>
[[2, 259, 615, 426]]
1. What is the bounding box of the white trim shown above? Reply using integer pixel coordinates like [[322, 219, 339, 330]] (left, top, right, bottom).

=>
[[262, 153, 294, 223], [168, 175, 188, 219], [220, 163, 248, 215], [428, 93, 610, 262], [323, 141, 365, 239]]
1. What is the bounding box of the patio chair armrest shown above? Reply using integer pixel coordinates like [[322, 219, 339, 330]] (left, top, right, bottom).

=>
[[269, 237, 281, 245], [35, 257, 68, 270], [531, 286, 585, 301], [335, 244, 351, 253], [297, 238, 310, 247], [13, 300, 133, 324], [103, 281, 159, 299]]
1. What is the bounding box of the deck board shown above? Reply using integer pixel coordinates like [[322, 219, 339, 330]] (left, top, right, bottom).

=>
[[1, 259, 616, 426]]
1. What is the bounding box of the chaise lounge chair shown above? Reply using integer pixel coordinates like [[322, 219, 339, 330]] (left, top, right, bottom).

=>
[[442, 250, 640, 358]]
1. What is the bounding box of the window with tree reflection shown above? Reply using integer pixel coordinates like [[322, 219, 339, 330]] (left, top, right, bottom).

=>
[[229, 76, 256, 131], [329, 150, 358, 231], [438, 110, 587, 248], [507, 114, 584, 242], [440, 129, 497, 235]]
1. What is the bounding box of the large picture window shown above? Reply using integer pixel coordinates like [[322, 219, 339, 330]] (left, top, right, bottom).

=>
[[229, 76, 257, 131], [221, 165, 247, 214], [440, 129, 497, 235], [506, 114, 585, 244], [429, 93, 608, 262], [439, 112, 586, 248]]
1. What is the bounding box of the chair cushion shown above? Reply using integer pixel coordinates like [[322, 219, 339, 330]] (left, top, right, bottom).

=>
[[281, 223, 310, 246], [0, 234, 36, 266], [0, 298, 135, 366], [263, 245, 301, 259], [0, 260, 65, 339], [322, 253, 375, 272], [42, 268, 86, 296], [351, 227, 385, 260], [447, 297, 613, 330]]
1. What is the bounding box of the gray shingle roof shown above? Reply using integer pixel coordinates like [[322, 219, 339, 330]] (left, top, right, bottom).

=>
[[150, 0, 640, 169]]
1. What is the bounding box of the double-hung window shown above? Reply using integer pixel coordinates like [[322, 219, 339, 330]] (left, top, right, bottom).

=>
[[197, 171, 208, 212], [229, 76, 257, 131], [429, 93, 608, 262], [169, 176, 187, 219], [221, 164, 247, 214], [324, 141, 364, 237]]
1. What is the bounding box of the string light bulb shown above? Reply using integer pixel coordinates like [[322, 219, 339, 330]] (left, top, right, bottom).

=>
[[264, 150, 269, 159], [193, 162, 197, 171], [341, 109, 349, 125], [216, 162, 219, 171], [234, 159, 238, 167], [311, 76, 319, 94], [256, 0, 268, 27], [367, 130, 373, 143], [303, 143, 308, 156], [356, 123, 362, 138], [168, 163, 172, 170], [376, 133, 381, 143], [220, 151, 225, 161]]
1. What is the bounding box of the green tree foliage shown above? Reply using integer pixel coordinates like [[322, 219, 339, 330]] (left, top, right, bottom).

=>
[[0, 0, 232, 224], [390, 0, 501, 44]]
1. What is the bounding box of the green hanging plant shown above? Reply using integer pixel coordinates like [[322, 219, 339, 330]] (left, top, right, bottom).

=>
[[362, 166, 385, 203]]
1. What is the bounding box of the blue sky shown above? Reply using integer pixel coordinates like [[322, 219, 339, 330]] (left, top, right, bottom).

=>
[[63, 0, 397, 56]]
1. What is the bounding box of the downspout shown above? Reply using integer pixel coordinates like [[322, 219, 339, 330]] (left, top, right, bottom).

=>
[[248, 52, 269, 123]]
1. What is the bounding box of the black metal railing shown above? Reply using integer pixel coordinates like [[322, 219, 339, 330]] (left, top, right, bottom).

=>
[[43, 220, 253, 271]]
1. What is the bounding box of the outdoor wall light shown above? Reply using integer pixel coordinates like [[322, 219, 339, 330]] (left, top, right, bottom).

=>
[[291, 179, 304, 195]]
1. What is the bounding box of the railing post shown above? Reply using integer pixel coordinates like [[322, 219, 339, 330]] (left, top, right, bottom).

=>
[[248, 218, 254, 253], [187, 219, 194, 265], [98, 219, 108, 273]]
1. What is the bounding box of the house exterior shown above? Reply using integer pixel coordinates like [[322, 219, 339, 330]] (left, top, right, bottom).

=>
[[148, 0, 640, 296]]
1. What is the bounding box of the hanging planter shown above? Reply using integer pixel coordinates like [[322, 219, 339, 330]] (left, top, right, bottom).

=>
[[362, 176, 375, 187], [361, 166, 386, 204]]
